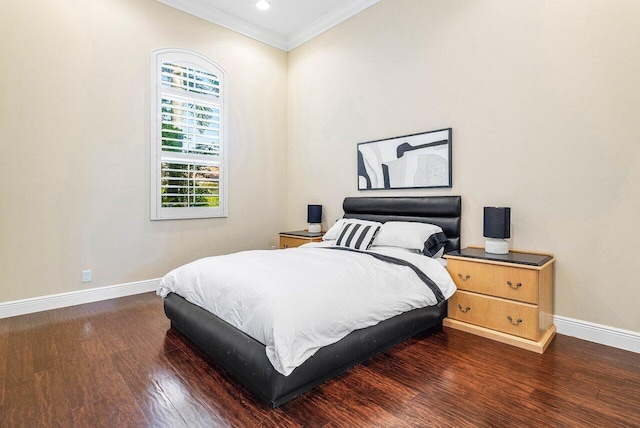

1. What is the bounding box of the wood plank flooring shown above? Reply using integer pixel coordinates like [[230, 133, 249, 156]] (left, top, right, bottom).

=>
[[0, 292, 638, 427]]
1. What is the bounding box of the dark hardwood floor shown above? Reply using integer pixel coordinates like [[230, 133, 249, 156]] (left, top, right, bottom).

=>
[[0, 292, 638, 427]]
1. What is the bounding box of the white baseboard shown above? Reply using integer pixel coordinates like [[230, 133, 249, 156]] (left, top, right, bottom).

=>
[[554, 315, 640, 354], [2, 283, 639, 355], [0, 278, 161, 319]]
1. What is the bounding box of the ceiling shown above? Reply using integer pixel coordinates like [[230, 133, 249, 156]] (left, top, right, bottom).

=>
[[154, 0, 382, 51]]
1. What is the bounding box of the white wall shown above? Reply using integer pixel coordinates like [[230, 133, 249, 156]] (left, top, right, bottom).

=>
[[0, 0, 288, 302], [287, 0, 640, 332]]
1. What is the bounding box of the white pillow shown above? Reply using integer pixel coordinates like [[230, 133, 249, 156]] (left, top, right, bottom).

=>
[[322, 219, 347, 241], [332, 219, 382, 250], [373, 221, 448, 257], [369, 245, 421, 254]]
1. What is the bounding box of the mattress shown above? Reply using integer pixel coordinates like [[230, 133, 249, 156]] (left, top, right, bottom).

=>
[[158, 245, 456, 376]]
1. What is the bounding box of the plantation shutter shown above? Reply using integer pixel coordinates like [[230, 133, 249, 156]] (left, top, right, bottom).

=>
[[151, 50, 227, 219]]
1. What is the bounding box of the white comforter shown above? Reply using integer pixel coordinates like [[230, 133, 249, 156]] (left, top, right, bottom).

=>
[[157, 244, 456, 376]]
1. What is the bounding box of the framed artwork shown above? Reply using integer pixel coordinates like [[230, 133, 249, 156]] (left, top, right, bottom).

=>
[[357, 128, 452, 190]]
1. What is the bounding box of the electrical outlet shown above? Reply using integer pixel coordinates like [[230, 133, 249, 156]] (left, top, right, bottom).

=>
[[82, 270, 92, 283]]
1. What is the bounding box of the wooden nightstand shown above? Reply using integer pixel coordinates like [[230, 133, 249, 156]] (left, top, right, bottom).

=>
[[279, 230, 324, 249], [443, 246, 556, 353]]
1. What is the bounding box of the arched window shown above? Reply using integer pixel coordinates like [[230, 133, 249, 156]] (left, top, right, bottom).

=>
[[150, 49, 227, 220]]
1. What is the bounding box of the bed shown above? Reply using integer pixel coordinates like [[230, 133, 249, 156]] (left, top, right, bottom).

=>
[[161, 196, 461, 407]]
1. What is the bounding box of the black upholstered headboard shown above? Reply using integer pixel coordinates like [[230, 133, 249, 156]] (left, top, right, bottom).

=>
[[342, 196, 462, 253]]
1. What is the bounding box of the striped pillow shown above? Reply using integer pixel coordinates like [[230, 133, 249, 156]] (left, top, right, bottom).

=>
[[333, 220, 382, 250]]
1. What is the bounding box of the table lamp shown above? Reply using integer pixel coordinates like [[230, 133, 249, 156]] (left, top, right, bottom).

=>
[[307, 205, 322, 233], [484, 207, 511, 254]]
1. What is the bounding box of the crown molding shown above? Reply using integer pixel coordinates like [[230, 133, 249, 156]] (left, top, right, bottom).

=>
[[286, 0, 382, 51], [155, 0, 288, 51], [154, 0, 381, 52]]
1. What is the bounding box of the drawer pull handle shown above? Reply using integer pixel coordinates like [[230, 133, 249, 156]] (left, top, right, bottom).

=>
[[507, 315, 523, 326], [457, 273, 471, 281], [457, 304, 471, 313], [507, 281, 522, 289]]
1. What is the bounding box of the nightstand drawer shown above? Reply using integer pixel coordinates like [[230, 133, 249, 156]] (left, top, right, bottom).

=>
[[448, 291, 540, 341], [279, 231, 324, 249], [447, 259, 539, 304], [279, 236, 304, 249]]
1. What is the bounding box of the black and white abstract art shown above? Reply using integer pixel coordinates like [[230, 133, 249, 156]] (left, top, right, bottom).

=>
[[357, 128, 452, 190]]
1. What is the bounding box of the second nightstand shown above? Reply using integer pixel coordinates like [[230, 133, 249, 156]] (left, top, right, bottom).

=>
[[443, 246, 556, 353], [279, 230, 324, 249]]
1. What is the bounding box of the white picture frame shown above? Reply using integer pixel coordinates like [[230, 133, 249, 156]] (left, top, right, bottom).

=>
[[357, 128, 452, 190]]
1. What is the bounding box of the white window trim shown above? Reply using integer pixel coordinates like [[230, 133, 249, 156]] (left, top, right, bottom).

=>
[[150, 48, 228, 220]]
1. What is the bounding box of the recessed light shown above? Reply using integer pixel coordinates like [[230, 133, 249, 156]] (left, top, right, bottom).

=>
[[256, 0, 271, 10]]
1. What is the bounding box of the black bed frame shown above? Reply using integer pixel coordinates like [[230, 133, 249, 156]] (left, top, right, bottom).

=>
[[164, 196, 462, 407]]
